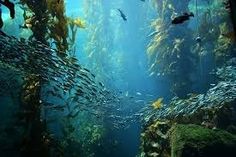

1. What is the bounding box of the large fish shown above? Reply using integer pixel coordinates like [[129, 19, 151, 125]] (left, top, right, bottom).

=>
[[171, 12, 194, 24]]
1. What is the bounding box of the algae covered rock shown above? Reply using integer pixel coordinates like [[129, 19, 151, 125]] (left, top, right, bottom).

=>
[[139, 65, 236, 157], [140, 120, 172, 157], [170, 124, 236, 157], [139, 123, 236, 157]]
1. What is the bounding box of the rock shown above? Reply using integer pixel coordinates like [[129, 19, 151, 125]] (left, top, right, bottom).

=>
[[140, 120, 171, 157], [170, 124, 236, 157], [139, 65, 236, 157]]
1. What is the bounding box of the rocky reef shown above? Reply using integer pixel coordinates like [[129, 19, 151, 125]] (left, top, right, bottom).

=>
[[139, 60, 236, 157]]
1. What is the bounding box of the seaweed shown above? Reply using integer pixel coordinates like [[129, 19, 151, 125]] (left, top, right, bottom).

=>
[[147, 0, 196, 98], [19, 0, 69, 54], [147, 0, 235, 97], [170, 124, 236, 157], [19, 74, 51, 157]]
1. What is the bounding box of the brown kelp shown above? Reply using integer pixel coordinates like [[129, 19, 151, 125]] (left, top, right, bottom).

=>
[[19, 0, 49, 44], [19, 0, 83, 55], [83, 0, 118, 81], [194, 0, 235, 65], [147, 0, 196, 97]]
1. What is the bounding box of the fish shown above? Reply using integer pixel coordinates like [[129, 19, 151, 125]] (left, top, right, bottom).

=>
[[136, 92, 142, 95], [125, 91, 129, 97], [0, 30, 7, 36], [0, 32, 129, 128], [117, 9, 127, 21], [90, 73, 96, 78], [171, 12, 194, 24], [147, 30, 159, 38], [98, 82, 104, 87], [84, 67, 92, 73], [195, 36, 202, 43], [135, 100, 145, 103], [49, 105, 65, 111], [149, 72, 155, 77], [151, 98, 163, 109]]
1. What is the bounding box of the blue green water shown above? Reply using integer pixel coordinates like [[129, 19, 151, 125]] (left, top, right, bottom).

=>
[[0, 0, 235, 157]]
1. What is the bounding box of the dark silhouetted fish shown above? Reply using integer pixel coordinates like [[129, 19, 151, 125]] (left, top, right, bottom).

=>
[[117, 9, 127, 21], [171, 12, 194, 24]]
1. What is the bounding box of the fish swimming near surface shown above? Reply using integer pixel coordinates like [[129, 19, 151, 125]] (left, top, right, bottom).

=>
[[171, 12, 194, 24], [117, 9, 127, 21]]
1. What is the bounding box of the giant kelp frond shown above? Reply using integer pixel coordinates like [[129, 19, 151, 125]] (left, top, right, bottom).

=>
[[196, 0, 234, 65], [146, 0, 197, 97], [20, 0, 69, 54], [214, 22, 233, 63], [68, 17, 86, 29], [47, 0, 68, 53]]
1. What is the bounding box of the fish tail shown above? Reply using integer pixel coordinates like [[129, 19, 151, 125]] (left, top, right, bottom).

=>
[[190, 12, 194, 17]]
